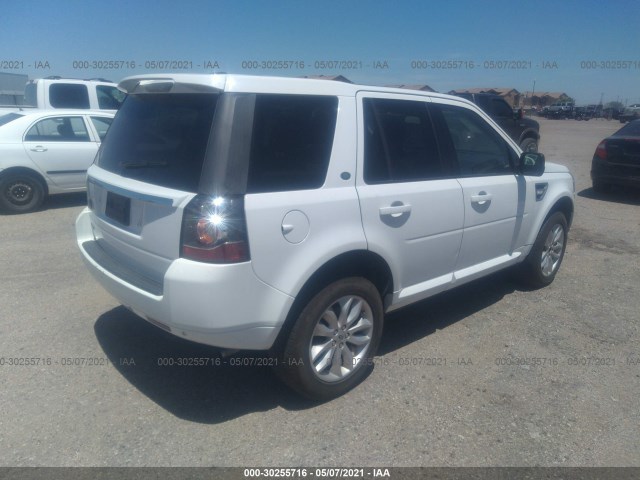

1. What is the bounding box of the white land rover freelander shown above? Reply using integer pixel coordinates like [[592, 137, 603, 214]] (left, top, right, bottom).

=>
[[76, 74, 575, 399]]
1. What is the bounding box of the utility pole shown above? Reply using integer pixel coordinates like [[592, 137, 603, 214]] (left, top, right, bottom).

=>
[[531, 79, 536, 108]]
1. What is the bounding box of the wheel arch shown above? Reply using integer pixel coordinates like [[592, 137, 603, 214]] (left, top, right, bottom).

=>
[[270, 249, 393, 353], [0, 166, 49, 196], [544, 195, 574, 229], [519, 128, 540, 143]]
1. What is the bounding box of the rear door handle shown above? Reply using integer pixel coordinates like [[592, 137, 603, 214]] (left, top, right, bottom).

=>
[[470, 193, 493, 205], [30, 146, 48, 152], [380, 204, 412, 218]]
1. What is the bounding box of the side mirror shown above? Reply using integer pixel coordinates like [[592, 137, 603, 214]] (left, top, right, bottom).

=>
[[514, 108, 524, 120], [519, 152, 545, 176]]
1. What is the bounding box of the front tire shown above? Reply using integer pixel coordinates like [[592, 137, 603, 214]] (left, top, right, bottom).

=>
[[518, 212, 568, 288], [520, 137, 538, 153], [0, 173, 45, 214], [275, 277, 384, 400]]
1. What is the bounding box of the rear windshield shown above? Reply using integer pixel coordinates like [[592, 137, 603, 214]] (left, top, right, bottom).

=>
[[96, 93, 218, 192], [0, 113, 24, 127], [615, 120, 640, 136]]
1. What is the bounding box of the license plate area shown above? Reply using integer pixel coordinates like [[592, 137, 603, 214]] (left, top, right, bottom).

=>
[[105, 191, 131, 226]]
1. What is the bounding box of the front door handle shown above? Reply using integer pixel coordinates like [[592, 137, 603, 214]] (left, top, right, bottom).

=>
[[380, 204, 412, 218], [470, 193, 493, 205], [30, 146, 48, 152]]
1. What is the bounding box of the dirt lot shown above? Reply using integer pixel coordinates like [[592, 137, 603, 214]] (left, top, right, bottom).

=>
[[0, 117, 638, 467]]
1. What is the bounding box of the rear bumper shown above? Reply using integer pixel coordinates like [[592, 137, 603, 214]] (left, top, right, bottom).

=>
[[76, 208, 294, 350], [591, 159, 640, 187]]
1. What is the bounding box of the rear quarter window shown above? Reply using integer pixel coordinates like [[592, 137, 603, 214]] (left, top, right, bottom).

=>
[[49, 84, 90, 109], [246, 94, 338, 193]]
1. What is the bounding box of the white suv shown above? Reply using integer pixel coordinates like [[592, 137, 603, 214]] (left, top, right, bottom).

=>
[[76, 74, 574, 399]]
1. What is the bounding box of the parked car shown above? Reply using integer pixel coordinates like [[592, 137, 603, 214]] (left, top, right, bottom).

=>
[[545, 102, 574, 119], [1, 77, 124, 113], [452, 92, 540, 152], [591, 119, 640, 192], [76, 74, 575, 399], [0, 110, 114, 213], [619, 104, 640, 123]]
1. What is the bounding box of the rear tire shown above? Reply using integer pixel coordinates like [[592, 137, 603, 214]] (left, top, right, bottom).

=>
[[517, 212, 568, 288], [0, 173, 45, 214], [275, 277, 384, 400]]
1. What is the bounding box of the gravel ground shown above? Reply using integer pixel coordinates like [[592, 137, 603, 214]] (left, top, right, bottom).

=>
[[0, 117, 638, 467]]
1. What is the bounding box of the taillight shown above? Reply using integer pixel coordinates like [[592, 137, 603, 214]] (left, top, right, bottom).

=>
[[181, 195, 250, 263], [595, 140, 607, 160]]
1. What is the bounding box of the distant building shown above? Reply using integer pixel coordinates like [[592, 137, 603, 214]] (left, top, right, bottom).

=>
[[448, 87, 522, 107], [527, 92, 571, 108], [0, 72, 28, 106], [386, 84, 436, 92], [301, 75, 353, 84]]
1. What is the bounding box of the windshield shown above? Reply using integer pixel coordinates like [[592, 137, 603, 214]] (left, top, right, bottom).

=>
[[95, 93, 218, 192]]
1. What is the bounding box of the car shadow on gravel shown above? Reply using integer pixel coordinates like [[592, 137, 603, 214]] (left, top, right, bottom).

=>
[[578, 187, 640, 206], [94, 271, 519, 423], [42, 192, 87, 210], [379, 270, 518, 356]]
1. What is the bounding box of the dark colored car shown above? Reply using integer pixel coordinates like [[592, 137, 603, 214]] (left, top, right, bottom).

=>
[[453, 93, 540, 152], [591, 119, 640, 192]]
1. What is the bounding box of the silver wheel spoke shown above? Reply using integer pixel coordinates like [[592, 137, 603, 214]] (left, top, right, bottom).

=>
[[321, 310, 339, 331], [329, 348, 343, 377], [345, 299, 364, 328], [348, 317, 372, 335], [313, 322, 334, 338], [341, 347, 354, 372], [313, 345, 335, 373], [337, 297, 354, 328], [311, 339, 333, 363]]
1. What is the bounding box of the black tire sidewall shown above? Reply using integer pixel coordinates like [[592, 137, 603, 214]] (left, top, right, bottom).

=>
[[0, 174, 45, 214], [277, 277, 384, 400]]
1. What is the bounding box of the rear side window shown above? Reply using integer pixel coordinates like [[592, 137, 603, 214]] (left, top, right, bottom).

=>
[[436, 104, 513, 176], [246, 94, 338, 193], [363, 97, 443, 183], [49, 84, 90, 108], [491, 98, 514, 118], [25, 116, 90, 142], [96, 93, 218, 192]]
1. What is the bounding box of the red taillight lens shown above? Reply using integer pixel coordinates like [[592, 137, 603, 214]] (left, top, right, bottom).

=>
[[181, 195, 250, 263], [595, 140, 607, 160]]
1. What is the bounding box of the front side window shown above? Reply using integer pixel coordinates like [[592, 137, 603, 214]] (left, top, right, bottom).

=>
[[247, 94, 338, 193], [363, 97, 443, 184], [97, 85, 125, 110], [49, 84, 90, 109], [437, 104, 513, 176], [25, 116, 90, 142]]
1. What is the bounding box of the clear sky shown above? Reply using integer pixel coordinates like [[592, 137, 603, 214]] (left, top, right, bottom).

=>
[[2, 0, 639, 104]]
